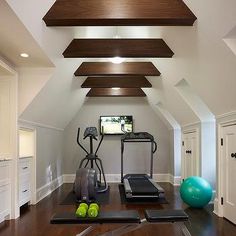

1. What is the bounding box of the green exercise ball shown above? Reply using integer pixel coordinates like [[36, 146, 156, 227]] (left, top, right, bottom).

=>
[[180, 176, 213, 208]]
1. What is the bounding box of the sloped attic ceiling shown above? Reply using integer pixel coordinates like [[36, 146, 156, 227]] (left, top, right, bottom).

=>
[[5, 0, 236, 129], [0, 1, 55, 116], [0, 1, 53, 68]]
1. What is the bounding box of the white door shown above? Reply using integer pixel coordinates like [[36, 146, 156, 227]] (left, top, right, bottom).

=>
[[182, 131, 197, 180], [222, 125, 236, 224]]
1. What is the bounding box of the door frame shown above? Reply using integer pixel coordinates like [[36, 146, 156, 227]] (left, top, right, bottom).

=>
[[216, 118, 236, 217], [181, 127, 200, 181]]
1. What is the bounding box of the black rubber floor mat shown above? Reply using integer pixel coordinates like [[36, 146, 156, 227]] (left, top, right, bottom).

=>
[[60, 187, 110, 205]]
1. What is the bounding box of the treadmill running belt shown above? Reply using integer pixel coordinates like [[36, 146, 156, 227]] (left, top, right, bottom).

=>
[[129, 178, 158, 195]]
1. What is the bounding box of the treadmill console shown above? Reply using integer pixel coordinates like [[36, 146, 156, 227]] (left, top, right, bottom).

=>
[[121, 132, 154, 141]]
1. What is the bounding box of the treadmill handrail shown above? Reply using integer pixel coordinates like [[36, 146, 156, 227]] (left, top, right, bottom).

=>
[[121, 132, 157, 182], [153, 141, 157, 154]]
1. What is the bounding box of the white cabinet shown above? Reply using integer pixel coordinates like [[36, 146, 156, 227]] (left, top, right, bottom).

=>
[[19, 158, 32, 207], [0, 160, 11, 223], [19, 128, 35, 207]]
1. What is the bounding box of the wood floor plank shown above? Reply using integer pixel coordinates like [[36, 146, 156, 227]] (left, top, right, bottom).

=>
[[0, 183, 235, 236]]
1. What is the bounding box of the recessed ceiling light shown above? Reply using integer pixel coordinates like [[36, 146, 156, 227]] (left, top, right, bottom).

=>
[[110, 57, 125, 64], [112, 87, 121, 90], [20, 53, 29, 58]]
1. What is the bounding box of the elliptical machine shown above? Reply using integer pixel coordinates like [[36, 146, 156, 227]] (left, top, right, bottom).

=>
[[74, 127, 108, 203]]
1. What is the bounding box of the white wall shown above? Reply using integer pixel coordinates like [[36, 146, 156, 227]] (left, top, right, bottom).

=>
[[19, 121, 64, 189], [201, 121, 216, 188], [18, 67, 54, 115], [169, 128, 181, 180], [36, 126, 63, 189], [173, 129, 182, 177], [63, 98, 171, 177]]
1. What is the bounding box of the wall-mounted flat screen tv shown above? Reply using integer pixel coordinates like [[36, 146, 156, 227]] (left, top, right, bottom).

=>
[[100, 116, 133, 135]]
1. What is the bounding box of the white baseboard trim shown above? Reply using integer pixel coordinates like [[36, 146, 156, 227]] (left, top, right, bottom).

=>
[[36, 176, 63, 203], [213, 198, 219, 216], [63, 174, 121, 183], [169, 175, 182, 186], [153, 174, 171, 183], [63, 173, 180, 184], [209, 190, 216, 204], [105, 174, 121, 183], [36, 173, 181, 203], [153, 174, 181, 186], [63, 174, 76, 183]]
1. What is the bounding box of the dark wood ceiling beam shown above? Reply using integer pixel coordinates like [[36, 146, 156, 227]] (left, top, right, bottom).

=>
[[81, 76, 152, 88], [86, 88, 146, 97], [43, 0, 197, 26], [75, 62, 160, 76], [63, 39, 174, 58]]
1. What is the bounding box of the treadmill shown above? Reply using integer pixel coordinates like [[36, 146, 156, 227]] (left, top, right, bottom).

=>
[[121, 132, 164, 199]]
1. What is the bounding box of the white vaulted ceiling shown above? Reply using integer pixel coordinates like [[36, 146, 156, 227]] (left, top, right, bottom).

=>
[[3, 0, 236, 129]]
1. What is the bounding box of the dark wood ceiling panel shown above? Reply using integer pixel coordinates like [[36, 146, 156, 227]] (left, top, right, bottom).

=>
[[63, 39, 174, 58], [75, 62, 160, 76], [81, 76, 152, 88], [43, 0, 197, 26], [86, 88, 146, 97]]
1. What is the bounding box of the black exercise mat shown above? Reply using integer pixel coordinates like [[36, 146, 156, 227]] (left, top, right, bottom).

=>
[[60, 187, 110, 205], [118, 184, 168, 204]]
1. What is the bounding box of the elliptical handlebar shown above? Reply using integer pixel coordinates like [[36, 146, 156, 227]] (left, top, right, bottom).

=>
[[77, 128, 89, 155], [84, 133, 98, 140], [95, 126, 104, 156]]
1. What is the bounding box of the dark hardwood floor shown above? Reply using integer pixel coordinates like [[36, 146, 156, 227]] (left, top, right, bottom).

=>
[[0, 183, 235, 236]]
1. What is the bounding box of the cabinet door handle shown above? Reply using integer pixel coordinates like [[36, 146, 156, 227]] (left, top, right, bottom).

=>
[[231, 153, 236, 158], [22, 167, 28, 170], [22, 190, 28, 193]]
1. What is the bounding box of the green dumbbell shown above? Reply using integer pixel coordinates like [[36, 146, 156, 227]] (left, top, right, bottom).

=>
[[79, 203, 89, 211], [87, 203, 99, 218], [75, 206, 86, 218], [75, 203, 89, 218]]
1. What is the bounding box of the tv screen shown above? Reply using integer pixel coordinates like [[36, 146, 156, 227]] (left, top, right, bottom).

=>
[[100, 116, 133, 135]]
